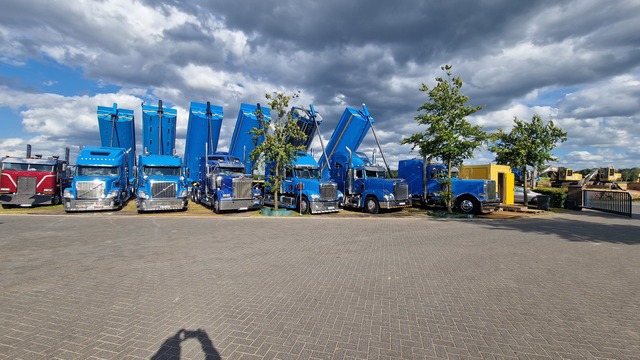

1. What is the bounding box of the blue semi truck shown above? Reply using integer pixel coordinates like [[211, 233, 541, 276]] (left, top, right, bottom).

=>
[[64, 103, 135, 212], [184, 102, 261, 213], [397, 159, 500, 214], [318, 105, 410, 214], [263, 105, 340, 214], [135, 101, 188, 212]]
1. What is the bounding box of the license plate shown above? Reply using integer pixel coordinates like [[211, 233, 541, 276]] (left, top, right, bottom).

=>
[[399, 202, 405, 206], [328, 206, 335, 210], [238, 207, 248, 210]]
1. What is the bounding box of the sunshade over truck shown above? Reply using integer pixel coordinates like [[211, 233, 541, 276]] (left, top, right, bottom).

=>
[[184, 102, 261, 213], [136, 101, 188, 212], [64, 103, 135, 212], [318, 105, 410, 214]]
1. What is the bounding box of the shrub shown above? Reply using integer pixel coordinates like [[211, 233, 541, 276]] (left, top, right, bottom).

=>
[[535, 187, 567, 208]]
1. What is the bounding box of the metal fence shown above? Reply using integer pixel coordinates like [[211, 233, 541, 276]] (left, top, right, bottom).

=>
[[583, 189, 632, 217]]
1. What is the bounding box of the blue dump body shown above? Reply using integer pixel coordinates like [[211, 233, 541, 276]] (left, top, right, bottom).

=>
[[141, 102, 177, 156], [398, 158, 500, 214], [97, 103, 136, 184], [136, 101, 187, 212], [229, 103, 270, 174], [319, 107, 371, 179], [318, 106, 410, 214], [183, 101, 223, 185], [263, 106, 341, 214], [65, 104, 135, 212], [289, 106, 319, 150]]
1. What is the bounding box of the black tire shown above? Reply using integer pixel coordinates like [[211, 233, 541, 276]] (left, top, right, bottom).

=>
[[364, 196, 380, 214], [213, 196, 221, 214], [298, 195, 310, 215], [51, 194, 62, 205], [456, 195, 479, 214]]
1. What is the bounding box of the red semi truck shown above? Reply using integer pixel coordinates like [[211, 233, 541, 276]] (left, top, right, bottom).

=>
[[0, 146, 71, 207]]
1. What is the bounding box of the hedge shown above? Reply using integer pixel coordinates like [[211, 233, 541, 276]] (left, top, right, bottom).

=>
[[535, 187, 567, 208]]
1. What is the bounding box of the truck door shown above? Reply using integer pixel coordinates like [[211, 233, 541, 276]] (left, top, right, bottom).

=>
[[427, 168, 443, 198]]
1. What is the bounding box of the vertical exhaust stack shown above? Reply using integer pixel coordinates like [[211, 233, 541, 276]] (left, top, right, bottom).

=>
[[65, 147, 70, 162], [26, 144, 32, 158]]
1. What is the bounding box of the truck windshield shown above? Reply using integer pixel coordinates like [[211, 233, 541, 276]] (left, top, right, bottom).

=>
[[365, 169, 387, 178], [218, 167, 245, 176], [294, 168, 321, 179], [3, 162, 29, 171], [143, 166, 180, 176], [30, 164, 55, 171], [77, 166, 119, 176]]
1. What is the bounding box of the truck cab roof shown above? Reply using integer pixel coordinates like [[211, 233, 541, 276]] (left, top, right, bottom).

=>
[[76, 147, 126, 166], [139, 154, 181, 167]]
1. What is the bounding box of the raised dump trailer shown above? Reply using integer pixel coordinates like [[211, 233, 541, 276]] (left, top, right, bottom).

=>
[[64, 103, 135, 212], [318, 105, 410, 214], [136, 101, 188, 212], [228, 103, 270, 175], [1, 145, 70, 206], [263, 105, 340, 214], [184, 102, 261, 213]]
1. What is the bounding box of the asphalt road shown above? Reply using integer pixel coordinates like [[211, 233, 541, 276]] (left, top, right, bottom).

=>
[[0, 211, 638, 359]]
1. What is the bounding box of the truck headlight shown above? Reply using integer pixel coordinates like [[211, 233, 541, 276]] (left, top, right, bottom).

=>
[[384, 193, 395, 201], [310, 194, 320, 201], [63, 189, 74, 199], [107, 190, 119, 199], [179, 189, 188, 198], [138, 190, 148, 199]]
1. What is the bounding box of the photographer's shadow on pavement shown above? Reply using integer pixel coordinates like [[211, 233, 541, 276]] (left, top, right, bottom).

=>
[[151, 328, 221, 360]]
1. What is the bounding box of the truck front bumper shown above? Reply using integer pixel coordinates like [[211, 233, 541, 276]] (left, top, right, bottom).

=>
[[64, 198, 120, 212], [219, 198, 262, 211], [137, 197, 188, 212], [310, 200, 340, 214], [379, 199, 411, 209], [1, 194, 53, 206], [480, 200, 501, 213]]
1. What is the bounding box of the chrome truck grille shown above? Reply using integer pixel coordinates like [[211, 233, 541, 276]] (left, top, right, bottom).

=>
[[152, 182, 177, 198], [319, 182, 338, 201], [394, 183, 409, 200], [487, 180, 497, 200], [17, 177, 36, 194], [233, 177, 253, 199], [76, 181, 106, 199]]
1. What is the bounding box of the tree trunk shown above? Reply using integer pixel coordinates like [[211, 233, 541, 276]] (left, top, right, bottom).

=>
[[446, 159, 453, 213], [274, 167, 279, 210], [522, 166, 529, 207]]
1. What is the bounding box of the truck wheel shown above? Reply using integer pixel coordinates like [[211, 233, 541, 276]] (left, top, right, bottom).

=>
[[456, 195, 479, 214], [213, 197, 221, 214], [298, 195, 310, 215], [51, 194, 62, 205], [364, 196, 379, 214]]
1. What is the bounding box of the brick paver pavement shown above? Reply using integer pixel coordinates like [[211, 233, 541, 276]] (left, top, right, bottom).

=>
[[0, 211, 638, 359]]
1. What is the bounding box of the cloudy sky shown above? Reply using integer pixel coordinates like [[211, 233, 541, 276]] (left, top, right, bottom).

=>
[[1, 0, 639, 170]]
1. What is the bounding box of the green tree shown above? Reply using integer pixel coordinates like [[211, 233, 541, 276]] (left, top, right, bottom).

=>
[[250, 91, 307, 211], [401, 65, 486, 213], [489, 115, 567, 206]]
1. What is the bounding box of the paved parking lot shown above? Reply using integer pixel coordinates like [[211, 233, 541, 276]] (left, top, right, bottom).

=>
[[0, 211, 639, 359]]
